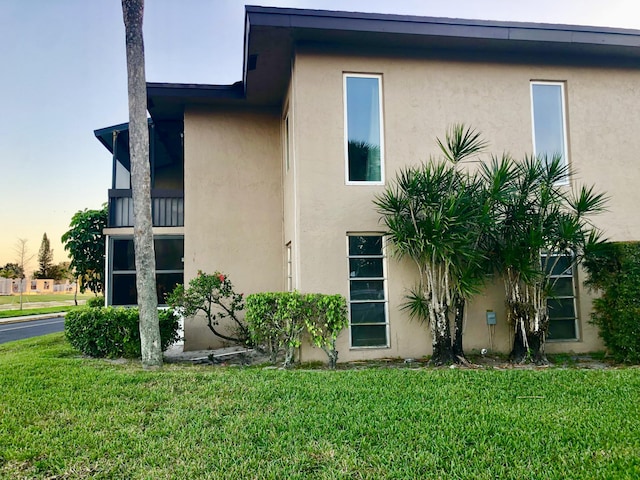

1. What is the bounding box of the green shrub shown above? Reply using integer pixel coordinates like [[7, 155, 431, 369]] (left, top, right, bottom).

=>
[[85, 296, 105, 308], [584, 242, 640, 363], [245, 292, 306, 367], [303, 293, 348, 369], [246, 292, 348, 368], [65, 307, 180, 358]]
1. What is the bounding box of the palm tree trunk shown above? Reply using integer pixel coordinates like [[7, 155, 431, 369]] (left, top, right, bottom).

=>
[[526, 331, 548, 365], [509, 323, 528, 363], [431, 310, 454, 365], [509, 314, 549, 364], [452, 297, 466, 361], [122, 0, 162, 368]]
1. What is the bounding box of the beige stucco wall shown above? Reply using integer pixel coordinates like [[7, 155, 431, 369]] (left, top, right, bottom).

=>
[[283, 75, 298, 289], [288, 48, 640, 362], [183, 106, 284, 350]]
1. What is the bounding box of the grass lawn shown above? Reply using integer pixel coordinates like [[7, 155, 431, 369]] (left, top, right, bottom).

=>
[[1, 335, 639, 479], [0, 293, 93, 306]]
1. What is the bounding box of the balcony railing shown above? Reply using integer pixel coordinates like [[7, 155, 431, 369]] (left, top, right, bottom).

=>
[[108, 189, 184, 227]]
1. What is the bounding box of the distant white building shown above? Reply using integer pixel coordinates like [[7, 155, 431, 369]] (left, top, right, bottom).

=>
[[0, 277, 76, 295]]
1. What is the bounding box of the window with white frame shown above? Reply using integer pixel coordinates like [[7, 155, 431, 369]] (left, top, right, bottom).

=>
[[348, 235, 388, 347], [542, 252, 578, 340], [286, 242, 293, 292], [530, 81, 569, 173], [344, 74, 384, 184]]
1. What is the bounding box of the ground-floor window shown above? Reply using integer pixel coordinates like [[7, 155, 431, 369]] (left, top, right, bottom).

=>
[[347, 234, 389, 347], [543, 252, 578, 340], [286, 242, 293, 292], [109, 236, 184, 306]]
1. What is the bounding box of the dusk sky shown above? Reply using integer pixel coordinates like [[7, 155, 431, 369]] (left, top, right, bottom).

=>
[[1, 0, 639, 272]]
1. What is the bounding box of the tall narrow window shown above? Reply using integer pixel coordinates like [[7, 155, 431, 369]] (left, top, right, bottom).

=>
[[286, 242, 293, 292], [530, 81, 568, 172], [348, 235, 388, 347], [542, 252, 578, 340], [344, 74, 384, 184], [284, 113, 290, 172]]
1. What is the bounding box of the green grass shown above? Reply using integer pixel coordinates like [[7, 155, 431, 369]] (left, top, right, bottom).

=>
[[0, 293, 92, 306], [1, 335, 639, 479], [0, 305, 80, 319]]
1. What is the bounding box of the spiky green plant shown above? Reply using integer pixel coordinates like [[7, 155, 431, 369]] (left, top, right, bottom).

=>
[[375, 124, 491, 365], [482, 154, 607, 363]]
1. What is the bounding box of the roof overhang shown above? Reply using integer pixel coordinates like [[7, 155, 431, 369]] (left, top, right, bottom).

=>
[[147, 5, 640, 121], [94, 119, 155, 165], [94, 122, 131, 154]]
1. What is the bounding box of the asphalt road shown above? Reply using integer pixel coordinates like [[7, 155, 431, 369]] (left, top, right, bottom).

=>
[[0, 317, 65, 344]]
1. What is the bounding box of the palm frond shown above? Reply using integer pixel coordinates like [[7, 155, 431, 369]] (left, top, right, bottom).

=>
[[400, 286, 431, 323], [436, 123, 488, 164], [569, 185, 608, 218]]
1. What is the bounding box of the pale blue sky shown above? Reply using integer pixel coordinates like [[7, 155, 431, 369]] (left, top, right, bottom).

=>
[[1, 0, 639, 270]]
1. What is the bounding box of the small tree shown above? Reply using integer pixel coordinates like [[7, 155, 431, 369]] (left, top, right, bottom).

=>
[[47, 261, 72, 282], [34, 233, 54, 279], [375, 125, 489, 365], [484, 155, 607, 364], [62, 206, 108, 301], [0, 263, 23, 279], [13, 239, 33, 311], [167, 271, 250, 345]]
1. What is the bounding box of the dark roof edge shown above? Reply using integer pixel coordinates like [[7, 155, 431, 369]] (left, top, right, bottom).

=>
[[94, 122, 130, 139], [94, 119, 153, 154], [244, 5, 640, 38], [93, 122, 130, 153], [147, 82, 245, 100]]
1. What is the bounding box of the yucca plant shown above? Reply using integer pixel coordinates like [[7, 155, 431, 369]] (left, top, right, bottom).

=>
[[375, 124, 491, 365], [483, 155, 607, 363]]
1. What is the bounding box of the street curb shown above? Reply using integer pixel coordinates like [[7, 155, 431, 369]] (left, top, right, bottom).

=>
[[0, 312, 68, 325]]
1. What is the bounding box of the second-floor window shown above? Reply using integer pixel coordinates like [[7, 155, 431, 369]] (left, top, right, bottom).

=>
[[530, 81, 569, 177], [283, 113, 291, 173], [344, 74, 384, 184]]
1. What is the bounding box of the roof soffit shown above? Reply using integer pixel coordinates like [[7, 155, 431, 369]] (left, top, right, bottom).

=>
[[148, 6, 640, 120]]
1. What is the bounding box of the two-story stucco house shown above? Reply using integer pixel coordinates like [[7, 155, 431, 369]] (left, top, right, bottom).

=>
[[96, 6, 640, 362]]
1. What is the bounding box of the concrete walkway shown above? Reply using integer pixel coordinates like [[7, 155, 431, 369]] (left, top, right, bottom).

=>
[[163, 343, 271, 365]]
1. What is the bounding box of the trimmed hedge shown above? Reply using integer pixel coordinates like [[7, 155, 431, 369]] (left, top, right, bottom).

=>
[[65, 307, 180, 359], [245, 292, 347, 368], [85, 296, 105, 308], [245, 292, 305, 366], [584, 242, 640, 363]]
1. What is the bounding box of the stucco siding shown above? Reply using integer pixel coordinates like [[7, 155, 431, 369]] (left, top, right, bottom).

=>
[[183, 106, 284, 350], [290, 49, 640, 361], [177, 48, 640, 358]]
